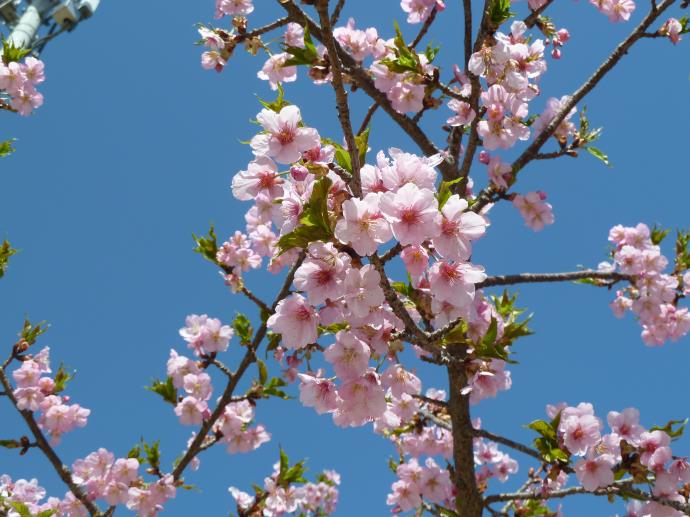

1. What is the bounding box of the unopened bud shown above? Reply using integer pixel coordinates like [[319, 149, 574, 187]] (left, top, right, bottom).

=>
[[290, 165, 309, 181], [478, 151, 490, 164]]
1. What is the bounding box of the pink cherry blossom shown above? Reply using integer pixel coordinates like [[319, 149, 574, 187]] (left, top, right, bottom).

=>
[[257, 53, 298, 90], [250, 106, 320, 164], [513, 191, 555, 231], [574, 453, 615, 491], [379, 183, 442, 246], [427, 260, 487, 305], [324, 331, 371, 380], [431, 194, 487, 261], [267, 293, 319, 349], [334, 193, 392, 256]]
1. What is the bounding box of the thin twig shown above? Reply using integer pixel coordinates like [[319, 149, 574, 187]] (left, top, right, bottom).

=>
[[0, 369, 102, 516], [472, 0, 677, 212], [409, 7, 438, 49], [329, 0, 346, 26], [277, 0, 453, 180], [357, 102, 379, 135], [171, 252, 306, 480], [240, 286, 271, 314], [315, 0, 362, 197], [524, 0, 556, 28], [477, 270, 633, 289]]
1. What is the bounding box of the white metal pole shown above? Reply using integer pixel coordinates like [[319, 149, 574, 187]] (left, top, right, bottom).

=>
[[8, 4, 41, 48]]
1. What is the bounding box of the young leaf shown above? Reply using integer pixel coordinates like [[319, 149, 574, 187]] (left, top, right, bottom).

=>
[[232, 313, 253, 344], [0, 439, 21, 449], [257, 359, 268, 385], [277, 177, 333, 254], [0, 240, 17, 279], [0, 139, 16, 157], [53, 364, 75, 394], [2, 37, 31, 64], [142, 439, 161, 471], [146, 377, 178, 406], [586, 146, 611, 167], [192, 225, 219, 264]]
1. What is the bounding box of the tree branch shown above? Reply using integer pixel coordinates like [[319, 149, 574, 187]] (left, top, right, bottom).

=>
[[315, 0, 362, 197], [171, 252, 306, 480], [472, 0, 677, 212], [484, 480, 690, 513], [0, 368, 102, 516], [277, 0, 454, 180], [477, 270, 632, 289], [448, 354, 483, 517], [524, 0, 556, 28]]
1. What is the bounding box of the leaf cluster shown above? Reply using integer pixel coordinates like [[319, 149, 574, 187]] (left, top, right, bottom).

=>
[[146, 377, 178, 406], [277, 176, 334, 253], [526, 411, 571, 465], [0, 240, 17, 279]]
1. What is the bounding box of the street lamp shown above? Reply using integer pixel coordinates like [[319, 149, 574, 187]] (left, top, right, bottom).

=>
[[1, 0, 100, 52]]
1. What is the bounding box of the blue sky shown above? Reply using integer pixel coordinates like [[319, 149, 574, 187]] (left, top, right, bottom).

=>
[[1, 1, 689, 515]]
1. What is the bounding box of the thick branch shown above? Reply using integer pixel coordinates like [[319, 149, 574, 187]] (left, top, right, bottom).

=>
[[315, 0, 362, 197], [0, 368, 102, 516], [448, 358, 483, 517]]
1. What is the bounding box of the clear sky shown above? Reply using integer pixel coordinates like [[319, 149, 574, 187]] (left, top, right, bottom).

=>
[[1, 1, 690, 515]]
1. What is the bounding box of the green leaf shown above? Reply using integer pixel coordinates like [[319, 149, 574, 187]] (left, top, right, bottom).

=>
[[142, 439, 161, 471], [53, 364, 75, 394], [650, 418, 688, 440], [10, 501, 33, 517], [526, 419, 556, 442], [2, 37, 31, 64], [355, 126, 370, 166], [424, 42, 440, 63], [146, 377, 178, 406], [277, 177, 333, 254], [192, 225, 219, 265], [257, 84, 290, 113], [586, 146, 611, 167], [391, 281, 414, 298], [282, 26, 318, 67], [0, 439, 20, 449], [0, 139, 16, 157], [263, 377, 290, 400], [651, 225, 670, 246], [232, 313, 253, 344], [20, 318, 48, 346], [36, 510, 57, 517], [318, 322, 348, 336], [488, 0, 514, 26], [257, 359, 268, 385], [279, 447, 289, 478], [127, 443, 142, 461], [0, 240, 18, 279], [436, 178, 462, 209]]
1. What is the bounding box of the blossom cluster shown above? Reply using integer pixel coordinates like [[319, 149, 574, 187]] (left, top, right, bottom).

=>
[[384, 394, 519, 514], [229, 464, 340, 516], [606, 223, 690, 346], [73, 448, 175, 516], [0, 56, 45, 116], [549, 403, 689, 516], [11, 347, 90, 443], [169, 319, 271, 454]]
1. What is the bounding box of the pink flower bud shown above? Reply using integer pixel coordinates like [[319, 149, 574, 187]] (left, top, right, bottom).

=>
[[290, 165, 309, 181], [551, 48, 562, 59], [479, 151, 490, 164], [557, 29, 570, 42]]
